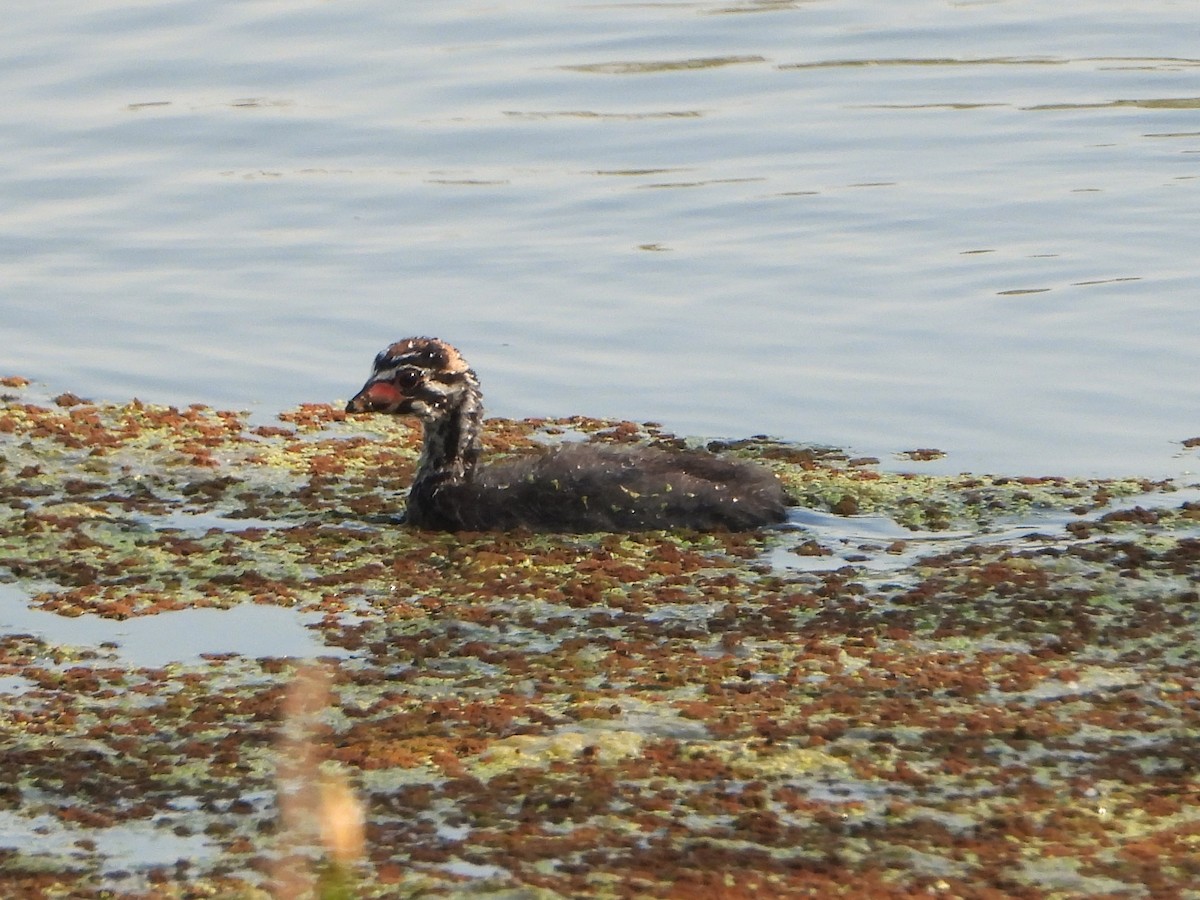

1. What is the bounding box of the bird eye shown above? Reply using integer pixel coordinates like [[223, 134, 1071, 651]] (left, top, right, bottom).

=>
[[395, 367, 422, 389]]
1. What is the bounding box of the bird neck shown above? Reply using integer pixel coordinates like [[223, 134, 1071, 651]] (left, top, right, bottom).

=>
[[413, 381, 484, 489]]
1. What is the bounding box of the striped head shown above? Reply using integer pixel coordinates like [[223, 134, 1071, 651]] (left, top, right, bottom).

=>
[[345, 337, 479, 422]]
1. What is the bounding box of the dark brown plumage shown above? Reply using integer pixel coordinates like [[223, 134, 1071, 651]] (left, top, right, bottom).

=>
[[345, 337, 789, 532]]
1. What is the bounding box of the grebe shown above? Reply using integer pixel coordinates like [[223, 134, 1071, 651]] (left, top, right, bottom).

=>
[[345, 338, 788, 532]]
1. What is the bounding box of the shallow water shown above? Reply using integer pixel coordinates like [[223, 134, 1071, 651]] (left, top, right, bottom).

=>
[[0, 808, 219, 877], [0, 809, 218, 879], [3, 0, 1199, 476], [773, 484, 1200, 573], [0, 583, 347, 669]]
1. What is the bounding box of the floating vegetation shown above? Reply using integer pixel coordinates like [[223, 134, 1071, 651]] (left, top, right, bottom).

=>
[[1, 379, 1198, 896]]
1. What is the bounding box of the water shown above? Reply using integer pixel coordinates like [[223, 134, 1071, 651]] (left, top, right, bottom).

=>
[[771, 485, 1200, 574], [0, 583, 347, 669], [3, 0, 1198, 477], [0, 809, 218, 877]]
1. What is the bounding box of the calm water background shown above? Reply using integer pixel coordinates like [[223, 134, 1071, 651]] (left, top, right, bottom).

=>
[[3, 0, 1198, 477]]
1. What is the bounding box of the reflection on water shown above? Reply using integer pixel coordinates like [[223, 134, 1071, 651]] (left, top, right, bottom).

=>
[[2, 1, 1198, 478]]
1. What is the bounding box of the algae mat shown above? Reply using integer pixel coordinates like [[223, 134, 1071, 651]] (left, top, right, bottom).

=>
[[1, 379, 1199, 898]]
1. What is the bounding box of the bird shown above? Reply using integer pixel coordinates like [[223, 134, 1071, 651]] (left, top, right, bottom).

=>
[[344, 337, 789, 532]]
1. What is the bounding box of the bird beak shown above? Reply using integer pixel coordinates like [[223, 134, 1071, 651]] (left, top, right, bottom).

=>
[[344, 390, 370, 413], [345, 379, 404, 413]]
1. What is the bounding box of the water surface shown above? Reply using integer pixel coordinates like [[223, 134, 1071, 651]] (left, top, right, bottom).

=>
[[3, 0, 1198, 476]]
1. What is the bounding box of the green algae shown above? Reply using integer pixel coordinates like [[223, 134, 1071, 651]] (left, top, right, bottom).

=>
[[1, 383, 1199, 896]]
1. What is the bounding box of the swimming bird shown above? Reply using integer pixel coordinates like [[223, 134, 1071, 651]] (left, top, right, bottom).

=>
[[345, 337, 788, 532]]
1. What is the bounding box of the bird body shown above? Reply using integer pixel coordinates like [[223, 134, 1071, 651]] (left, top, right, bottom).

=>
[[346, 338, 788, 532]]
